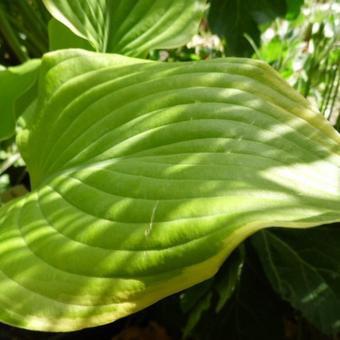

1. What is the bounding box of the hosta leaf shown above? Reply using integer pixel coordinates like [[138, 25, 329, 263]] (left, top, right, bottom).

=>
[[0, 49, 340, 331], [48, 18, 94, 51], [0, 60, 41, 141], [252, 225, 340, 335], [42, 0, 206, 56]]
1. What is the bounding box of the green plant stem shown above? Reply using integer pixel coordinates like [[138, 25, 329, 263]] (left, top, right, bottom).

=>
[[0, 7, 28, 63], [0, 153, 20, 176], [34, 0, 51, 23], [303, 61, 313, 98], [6, 15, 44, 57], [243, 33, 262, 60], [322, 64, 338, 116], [320, 58, 330, 113], [14, 0, 48, 54], [328, 63, 340, 119]]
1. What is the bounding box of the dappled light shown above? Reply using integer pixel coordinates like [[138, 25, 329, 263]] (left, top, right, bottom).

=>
[[0, 49, 339, 331]]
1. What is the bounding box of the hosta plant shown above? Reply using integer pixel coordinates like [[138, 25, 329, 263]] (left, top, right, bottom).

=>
[[0, 0, 339, 334]]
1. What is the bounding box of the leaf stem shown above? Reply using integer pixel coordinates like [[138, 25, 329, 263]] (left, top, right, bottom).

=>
[[0, 6, 28, 63]]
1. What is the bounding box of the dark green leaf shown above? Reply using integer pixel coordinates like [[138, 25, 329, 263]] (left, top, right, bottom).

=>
[[183, 292, 213, 338], [180, 279, 213, 314], [214, 246, 244, 312], [252, 225, 340, 335], [0, 0, 49, 61], [285, 0, 304, 20], [208, 0, 287, 57], [180, 247, 245, 338], [190, 244, 286, 340]]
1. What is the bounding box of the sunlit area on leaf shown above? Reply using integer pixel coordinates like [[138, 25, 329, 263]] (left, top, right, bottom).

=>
[[0, 0, 339, 339]]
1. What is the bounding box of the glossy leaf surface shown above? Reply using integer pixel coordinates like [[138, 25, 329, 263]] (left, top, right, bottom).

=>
[[0, 49, 339, 331]]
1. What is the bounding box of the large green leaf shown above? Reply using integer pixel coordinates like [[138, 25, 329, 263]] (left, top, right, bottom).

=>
[[0, 49, 339, 331], [42, 0, 206, 56], [252, 225, 340, 335], [0, 59, 41, 141]]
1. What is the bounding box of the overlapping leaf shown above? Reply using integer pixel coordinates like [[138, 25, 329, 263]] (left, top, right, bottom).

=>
[[43, 0, 206, 56], [0, 60, 40, 141], [0, 49, 339, 331], [208, 0, 304, 56], [253, 225, 340, 335]]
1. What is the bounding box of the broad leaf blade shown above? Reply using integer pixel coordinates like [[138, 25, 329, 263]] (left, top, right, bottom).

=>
[[0, 60, 40, 141], [253, 226, 340, 335], [0, 49, 339, 331], [48, 18, 94, 51], [43, 0, 206, 56]]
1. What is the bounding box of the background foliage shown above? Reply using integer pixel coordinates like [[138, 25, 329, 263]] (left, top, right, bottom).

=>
[[0, 0, 339, 339]]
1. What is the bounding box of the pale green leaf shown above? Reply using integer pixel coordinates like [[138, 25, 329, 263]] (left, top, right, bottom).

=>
[[42, 0, 206, 56], [0, 60, 41, 141], [0, 49, 339, 331]]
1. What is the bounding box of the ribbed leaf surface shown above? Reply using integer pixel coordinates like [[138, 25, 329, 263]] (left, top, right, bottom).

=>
[[0, 49, 339, 331], [43, 0, 206, 55]]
